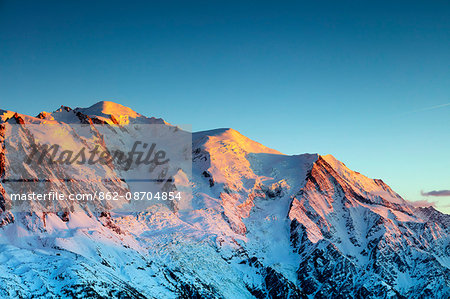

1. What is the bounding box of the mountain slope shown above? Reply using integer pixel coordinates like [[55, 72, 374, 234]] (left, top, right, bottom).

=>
[[0, 101, 448, 298], [289, 155, 449, 297]]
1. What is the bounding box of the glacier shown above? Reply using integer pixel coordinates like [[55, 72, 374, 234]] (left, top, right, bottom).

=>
[[0, 101, 448, 298]]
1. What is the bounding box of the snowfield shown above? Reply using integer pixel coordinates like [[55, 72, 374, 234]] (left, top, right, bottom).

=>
[[0, 101, 448, 298]]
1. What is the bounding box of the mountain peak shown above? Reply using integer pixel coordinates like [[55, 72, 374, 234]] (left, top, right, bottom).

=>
[[75, 101, 141, 119], [194, 127, 282, 155], [62, 101, 167, 125], [317, 154, 410, 208]]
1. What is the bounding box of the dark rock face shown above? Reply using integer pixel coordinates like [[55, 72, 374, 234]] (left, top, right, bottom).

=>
[[75, 111, 95, 125], [243, 257, 306, 299], [287, 156, 450, 298], [11, 113, 25, 125], [202, 171, 215, 187], [0, 124, 5, 179], [162, 269, 220, 299], [60, 106, 72, 112], [0, 123, 7, 213], [0, 210, 14, 227]]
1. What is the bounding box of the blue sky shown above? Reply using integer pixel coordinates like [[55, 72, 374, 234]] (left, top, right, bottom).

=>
[[1, 0, 449, 212]]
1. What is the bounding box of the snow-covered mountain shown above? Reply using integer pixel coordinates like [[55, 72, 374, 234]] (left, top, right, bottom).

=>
[[0, 101, 448, 298]]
